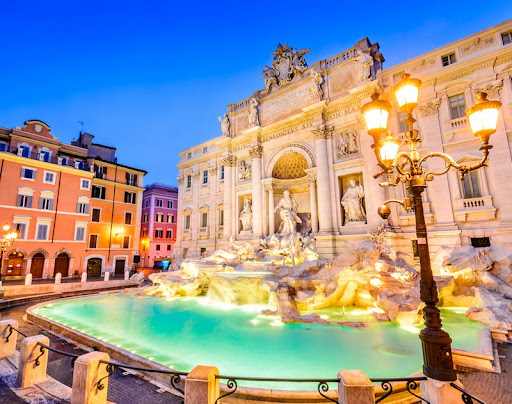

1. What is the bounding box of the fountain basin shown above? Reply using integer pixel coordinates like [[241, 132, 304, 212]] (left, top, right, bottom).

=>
[[28, 293, 491, 401]]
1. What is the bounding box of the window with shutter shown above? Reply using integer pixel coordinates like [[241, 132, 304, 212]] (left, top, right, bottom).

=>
[[75, 227, 86, 241], [89, 234, 98, 248], [36, 224, 48, 240], [14, 223, 27, 239], [123, 236, 130, 249], [92, 208, 101, 222], [125, 212, 132, 225]]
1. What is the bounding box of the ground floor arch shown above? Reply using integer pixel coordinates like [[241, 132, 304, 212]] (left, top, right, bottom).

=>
[[86, 257, 103, 277], [30, 252, 45, 278], [6, 251, 24, 277], [54, 252, 70, 277]]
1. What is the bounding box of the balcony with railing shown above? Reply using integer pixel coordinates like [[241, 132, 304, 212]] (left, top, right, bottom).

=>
[[454, 195, 497, 222]]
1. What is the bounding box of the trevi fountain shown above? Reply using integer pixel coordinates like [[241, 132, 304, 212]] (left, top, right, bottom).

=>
[[33, 188, 512, 395]]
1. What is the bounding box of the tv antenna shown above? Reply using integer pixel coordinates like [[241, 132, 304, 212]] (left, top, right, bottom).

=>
[[77, 121, 84, 133]]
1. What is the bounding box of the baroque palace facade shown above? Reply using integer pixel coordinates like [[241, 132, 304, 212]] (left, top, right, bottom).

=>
[[0, 121, 146, 279], [176, 20, 512, 258]]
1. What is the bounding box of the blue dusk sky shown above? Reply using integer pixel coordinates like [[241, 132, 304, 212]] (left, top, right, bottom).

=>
[[1, 1, 511, 186]]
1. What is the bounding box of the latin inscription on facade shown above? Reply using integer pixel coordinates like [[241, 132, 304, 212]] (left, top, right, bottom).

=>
[[260, 86, 312, 123], [262, 120, 313, 142]]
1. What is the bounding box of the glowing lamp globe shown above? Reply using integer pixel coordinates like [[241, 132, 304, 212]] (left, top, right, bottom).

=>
[[465, 92, 502, 143], [379, 132, 401, 166], [361, 93, 392, 138], [2, 224, 9, 231], [393, 74, 422, 112]]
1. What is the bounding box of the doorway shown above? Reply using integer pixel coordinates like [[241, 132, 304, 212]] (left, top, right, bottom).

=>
[[115, 259, 126, 275], [31, 253, 45, 278], [54, 253, 70, 277], [87, 258, 102, 277], [6, 252, 24, 277]]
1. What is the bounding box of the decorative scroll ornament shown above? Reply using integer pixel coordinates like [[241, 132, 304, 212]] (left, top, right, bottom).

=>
[[249, 145, 263, 159], [418, 99, 442, 118], [336, 128, 359, 158], [218, 114, 231, 137], [261, 43, 310, 93], [177, 176, 184, 185], [210, 166, 218, 174], [475, 80, 503, 100], [192, 171, 200, 179], [238, 160, 251, 180]]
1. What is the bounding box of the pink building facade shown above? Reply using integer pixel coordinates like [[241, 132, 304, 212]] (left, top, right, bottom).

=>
[[140, 183, 178, 269]]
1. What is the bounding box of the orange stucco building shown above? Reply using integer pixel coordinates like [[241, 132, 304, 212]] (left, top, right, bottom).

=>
[[0, 120, 146, 279]]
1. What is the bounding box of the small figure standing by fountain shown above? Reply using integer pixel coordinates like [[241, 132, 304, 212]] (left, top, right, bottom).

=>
[[341, 179, 366, 223], [274, 190, 302, 237], [239, 199, 253, 232]]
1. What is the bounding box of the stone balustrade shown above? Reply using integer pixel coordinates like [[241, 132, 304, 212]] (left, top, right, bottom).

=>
[[454, 195, 497, 222]]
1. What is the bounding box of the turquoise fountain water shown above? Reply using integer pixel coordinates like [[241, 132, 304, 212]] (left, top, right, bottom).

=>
[[34, 293, 486, 390]]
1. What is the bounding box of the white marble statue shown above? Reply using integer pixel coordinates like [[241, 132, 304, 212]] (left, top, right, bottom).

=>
[[274, 190, 302, 237], [341, 179, 366, 222], [248, 98, 260, 126], [309, 70, 324, 100], [353, 49, 373, 83], [239, 200, 253, 231], [218, 114, 231, 137]]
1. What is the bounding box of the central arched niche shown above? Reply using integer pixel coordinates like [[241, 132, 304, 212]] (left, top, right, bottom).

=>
[[271, 152, 308, 179]]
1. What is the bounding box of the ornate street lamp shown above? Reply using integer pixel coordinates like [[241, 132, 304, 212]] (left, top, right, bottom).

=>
[[0, 224, 19, 299], [362, 74, 502, 382]]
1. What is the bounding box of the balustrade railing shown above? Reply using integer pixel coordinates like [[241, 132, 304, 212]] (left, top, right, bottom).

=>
[[97, 359, 188, 403], [215, 375, 339, 403], [371, 377, 428, 403]]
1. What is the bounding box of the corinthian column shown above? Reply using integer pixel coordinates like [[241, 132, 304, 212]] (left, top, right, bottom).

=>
[[312, 125, 334, 233], [307, 175, 319, 233], [250, 146, 264, 237], [265, 183, 275, 236], [209, 166, 218, 239], [221, 155, 236, 239]]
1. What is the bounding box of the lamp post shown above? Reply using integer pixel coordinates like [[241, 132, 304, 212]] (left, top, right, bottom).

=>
[[361, 74, 502, 381], [0, 224, 19, 299]]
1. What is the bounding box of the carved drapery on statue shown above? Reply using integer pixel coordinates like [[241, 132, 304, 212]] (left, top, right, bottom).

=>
[[261, 43, 310, 94]]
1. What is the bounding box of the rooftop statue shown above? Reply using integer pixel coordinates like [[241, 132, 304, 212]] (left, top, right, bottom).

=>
[[248, 98, 260, 126], [218, 114, 231, 137], [353, 49, 374, 83]]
